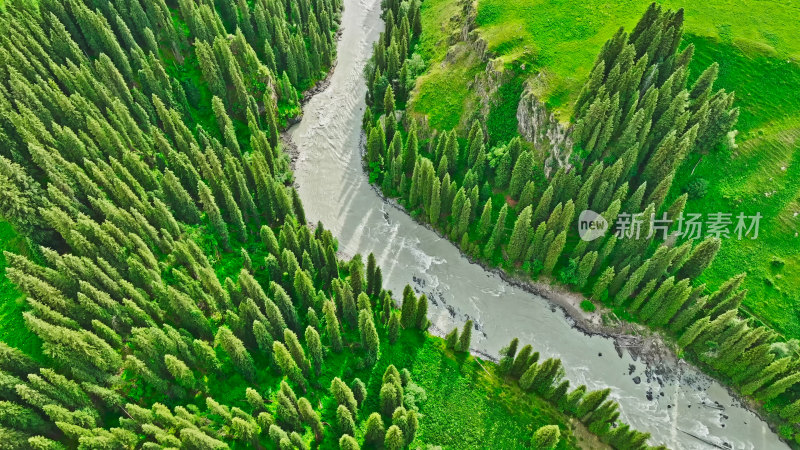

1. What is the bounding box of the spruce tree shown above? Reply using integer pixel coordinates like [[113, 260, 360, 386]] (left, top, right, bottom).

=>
[[507, 206, 532, 262], [339, 435, 359, 450], [365, 412, 386, 445], [542, 232, 566, 276], [384, 425, 404, 450], [531, 425, 561, 449], [336, 405, 355, 437], [305, 326, 324, 374], [388, 311, 401, 344], [330, 377, 358, 416], [359, 309, 380, 364], [274, 341, 307, 392], [198, 181, 230, 250], [400, 286, 417, 328], [414, 294, 429, 330], [323, 300, 344, 352], [478, 198, 493, 238], [215, 327, 255, 382], [676, 237, 721, 279], [508, 151, 533, 199], [456, 320, 473, 352]]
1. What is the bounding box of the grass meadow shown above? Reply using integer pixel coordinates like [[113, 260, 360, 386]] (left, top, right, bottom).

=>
[[409, 0, 800, 340]]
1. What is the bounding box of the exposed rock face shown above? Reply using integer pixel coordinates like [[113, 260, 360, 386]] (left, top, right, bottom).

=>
[[471, 59, 506, 126], [516, 80, 574, 177]]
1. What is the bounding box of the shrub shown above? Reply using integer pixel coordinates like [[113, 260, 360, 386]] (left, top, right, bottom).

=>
[[580, 300, 596, 312], [686, 178, 709, 199]]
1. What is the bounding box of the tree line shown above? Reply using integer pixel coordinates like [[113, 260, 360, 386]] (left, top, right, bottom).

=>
[[362, 1, 800, 444]]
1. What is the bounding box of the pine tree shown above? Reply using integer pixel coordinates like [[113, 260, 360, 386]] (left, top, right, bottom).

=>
[[324, 300, 343, 352], [305, 326, 323, 374], [414, 294, 429, 330], [359, 310, 380, 364], [517, 182, 537, 212], [351, 378, 367, 406], [273, 341, 307, 392], [298, 397, 324, 441], [215, 327, 255, 382], [339, 434, 359, 450], [576, 388, 611, 419], [489, 203, 509, 247], [495, 150, 513, 189], [532, 185, 554, 225], [336, 405, 355, 437], [676, 237, 721, 279], [384, 85, 395, 117], [531, 425, 561, 449], [478, 199, 493, 238], [780, 398, 800, 423], [542, 232, 566, 275], [284, 329, 311, 375], [384, 424, 404, 450], [508, 151, 533, 199], [509, 344, 533, 378], [507, 206, 532, 262], [388, 311, 401, 344], [757, 372, 800, 402], [330, 377, 358, 415], [400, 285, 417, 328], [366, 253, 377, 296], [456, 320, 473, 352], [497, 338, 520, 374], [365, 412, 386, 445], [428, 177, 441, 223], [444, 327, 459, 350], [165, 354, 196, 390], [198, 181, 230, 250], [454, 198, 471, 240], [576, 252, 598, 289]]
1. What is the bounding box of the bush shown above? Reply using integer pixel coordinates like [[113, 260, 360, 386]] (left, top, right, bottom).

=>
[[523, 260, 543, 279], [557, 258, 579, 285], [686, 178, 709, 199], [580, 300, 596, 312]]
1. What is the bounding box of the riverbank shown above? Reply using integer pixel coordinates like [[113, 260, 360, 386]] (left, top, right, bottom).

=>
[[353, 128, 794, 446], [286, 0, 788, 445]]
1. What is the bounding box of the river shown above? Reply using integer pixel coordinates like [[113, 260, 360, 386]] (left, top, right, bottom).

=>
[[288, 0, 787, 448]]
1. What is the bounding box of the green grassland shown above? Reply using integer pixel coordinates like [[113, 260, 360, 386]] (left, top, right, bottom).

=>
[[338, 330, 579, 448], [409, 0, 800, 340], [410, 0, 482, 130]]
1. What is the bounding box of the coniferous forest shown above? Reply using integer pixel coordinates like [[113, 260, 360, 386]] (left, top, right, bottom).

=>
[[0, 0, 676, 448], [0, 0, 796, 448], [364, 0, 800, 446]]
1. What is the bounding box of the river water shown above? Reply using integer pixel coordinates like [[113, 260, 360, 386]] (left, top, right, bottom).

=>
[[289, 0, 787, 448]]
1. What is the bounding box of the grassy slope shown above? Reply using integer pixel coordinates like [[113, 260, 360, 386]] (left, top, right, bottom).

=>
[[348, 331, 579, 448], [411, 0, 800, 339], [410, 0, 481, 130]]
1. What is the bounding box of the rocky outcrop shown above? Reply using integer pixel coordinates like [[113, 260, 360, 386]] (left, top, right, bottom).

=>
[[472, 59, 506, 124], [516, 79, 574, 176]]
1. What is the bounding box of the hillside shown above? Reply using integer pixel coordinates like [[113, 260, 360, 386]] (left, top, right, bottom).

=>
[[0, 0, 661, 448], [409, 0, 800, 340], [365, 0, 800, 446]]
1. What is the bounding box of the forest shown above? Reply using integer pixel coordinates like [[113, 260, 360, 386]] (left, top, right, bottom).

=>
[[363, 0, 800, 446], [0, 0, 674, 448]]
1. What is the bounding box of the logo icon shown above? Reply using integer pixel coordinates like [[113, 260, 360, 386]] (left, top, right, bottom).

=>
[[578, 210, 608, 242]]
